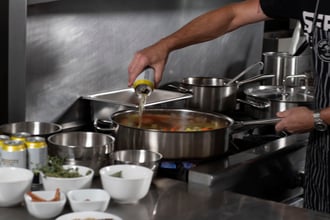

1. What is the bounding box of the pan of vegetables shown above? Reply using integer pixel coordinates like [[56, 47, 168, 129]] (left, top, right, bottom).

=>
[[94, 109, 279, 159]]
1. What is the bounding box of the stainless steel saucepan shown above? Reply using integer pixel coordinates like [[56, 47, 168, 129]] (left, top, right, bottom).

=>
[[167, 62, 273, 113]]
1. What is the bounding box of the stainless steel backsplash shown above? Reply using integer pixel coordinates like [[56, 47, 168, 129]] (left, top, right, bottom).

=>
[[25, 0, 263, 123]]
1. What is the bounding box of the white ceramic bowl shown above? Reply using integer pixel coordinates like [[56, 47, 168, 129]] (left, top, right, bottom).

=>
[[0, 167, 34, 207], [24, 190, 66, 219], [41, 165, 94, 193], [67, 189, 110, 212], [99, 164, 153, 204]]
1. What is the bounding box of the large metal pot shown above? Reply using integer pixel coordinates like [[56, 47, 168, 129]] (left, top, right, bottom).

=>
[[262, 51, 312, 86], [111, 109, 233, 159], [97, 109, 279, 160], [0, 121, 63, 137], [239, 85, 314, 119]]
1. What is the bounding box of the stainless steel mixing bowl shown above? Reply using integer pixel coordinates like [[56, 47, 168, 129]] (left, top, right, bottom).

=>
[[47, 131, 115, 173], [109, 149, 163, 173]]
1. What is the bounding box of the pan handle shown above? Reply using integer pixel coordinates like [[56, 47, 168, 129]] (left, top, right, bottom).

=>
[[226, 61, 264, 86], [237, 74, 275, 86], [233, 118, 281, 129]]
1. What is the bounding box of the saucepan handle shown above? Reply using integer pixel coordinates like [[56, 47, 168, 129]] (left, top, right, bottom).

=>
[[226, 61, 264, 86], [167, 84, 193, 94], [237, 74, 275, 86]]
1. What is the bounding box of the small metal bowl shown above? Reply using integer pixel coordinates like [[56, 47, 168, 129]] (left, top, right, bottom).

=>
[[110, 149, 163, 173], [47, 131, 115, 174], [0, 121, 62, 137]]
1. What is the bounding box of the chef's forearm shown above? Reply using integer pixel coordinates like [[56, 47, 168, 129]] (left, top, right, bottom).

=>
[[159, 7, 236, 51]]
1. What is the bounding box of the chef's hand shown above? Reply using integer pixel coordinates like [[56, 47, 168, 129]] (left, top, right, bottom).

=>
[[275, 106, 314, 133], [128, 41, 170, 88]]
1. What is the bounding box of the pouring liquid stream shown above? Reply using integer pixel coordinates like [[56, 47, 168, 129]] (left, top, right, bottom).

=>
[[138, 93, 148, 128], [133, 67, 155, 128]]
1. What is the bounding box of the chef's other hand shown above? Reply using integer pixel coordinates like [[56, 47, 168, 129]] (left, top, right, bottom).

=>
[[128, 41, 170, 88], [275, 106, 314, 133]]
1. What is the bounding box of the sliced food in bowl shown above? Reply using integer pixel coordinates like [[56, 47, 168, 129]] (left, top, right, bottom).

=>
[[38, 157, 94, 193], [24, 189, 66, 219]]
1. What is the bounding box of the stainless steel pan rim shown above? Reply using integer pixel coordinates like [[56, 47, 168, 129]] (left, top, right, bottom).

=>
[[0, 121, 63, 137], [244, 85, 314, 103], [47, 131, 115, 148], [110, 108, 235, 133]]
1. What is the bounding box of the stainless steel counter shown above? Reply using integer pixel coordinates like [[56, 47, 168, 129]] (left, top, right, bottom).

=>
[[1, 177, 330, 220], [1, 133, 330, 220]]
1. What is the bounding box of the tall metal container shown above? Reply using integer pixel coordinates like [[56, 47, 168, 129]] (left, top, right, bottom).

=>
[[262, 52, 312, 86]]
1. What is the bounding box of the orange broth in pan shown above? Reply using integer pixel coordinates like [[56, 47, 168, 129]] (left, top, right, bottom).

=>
[[114, 111, 229, 132]]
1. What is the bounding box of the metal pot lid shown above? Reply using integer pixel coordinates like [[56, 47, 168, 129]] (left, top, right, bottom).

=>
[[244, 85, 314, 103]]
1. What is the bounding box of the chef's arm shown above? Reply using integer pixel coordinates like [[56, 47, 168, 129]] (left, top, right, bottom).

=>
[[158, 0, 268, 51], [275, 107, 330, 133], [128, 0, 269, 87]]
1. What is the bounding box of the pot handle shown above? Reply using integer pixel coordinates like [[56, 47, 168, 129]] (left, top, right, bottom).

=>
[[283, 74, 309, 92], [93, 118, 118, 133], [102, 143, 114, 155], [237, 98, 270, 109]]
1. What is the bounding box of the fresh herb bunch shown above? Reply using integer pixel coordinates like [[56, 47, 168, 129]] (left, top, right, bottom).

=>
[[38, 156, 82, 178]]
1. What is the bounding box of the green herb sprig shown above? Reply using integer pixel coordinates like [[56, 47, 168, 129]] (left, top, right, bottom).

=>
[[37, 156, 82, 178]]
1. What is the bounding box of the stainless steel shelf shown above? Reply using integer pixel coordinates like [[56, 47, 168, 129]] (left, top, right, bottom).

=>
[[28, 0, 60, 6]]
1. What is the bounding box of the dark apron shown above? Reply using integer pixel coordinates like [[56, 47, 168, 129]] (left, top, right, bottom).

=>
[[303, 22, 330, 212]]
